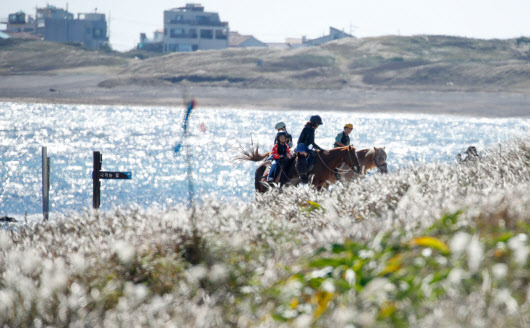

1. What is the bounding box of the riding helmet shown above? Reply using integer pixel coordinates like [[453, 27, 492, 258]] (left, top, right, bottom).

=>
[[344, 123, 353, 129], [309, 115, 323, 125], [275, 121, 286, 130], [276, 131, 288, 138]]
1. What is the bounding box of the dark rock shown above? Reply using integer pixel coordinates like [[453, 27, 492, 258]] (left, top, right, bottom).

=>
[[0, 216, 17, 222]]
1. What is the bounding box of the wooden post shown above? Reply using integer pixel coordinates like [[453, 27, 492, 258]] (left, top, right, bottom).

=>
[[42, 147, 50, 221], [92, 151, 102, 209]]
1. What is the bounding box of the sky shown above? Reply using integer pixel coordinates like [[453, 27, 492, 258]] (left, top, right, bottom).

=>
[[1, 0, 529, 51]]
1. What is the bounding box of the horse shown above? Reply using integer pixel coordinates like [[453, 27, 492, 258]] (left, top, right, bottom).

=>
[[326, 147, 388, 184], [237, 145, 360, 192]]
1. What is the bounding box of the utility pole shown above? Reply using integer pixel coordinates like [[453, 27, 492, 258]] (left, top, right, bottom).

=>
[[42, 147, 50, 221]]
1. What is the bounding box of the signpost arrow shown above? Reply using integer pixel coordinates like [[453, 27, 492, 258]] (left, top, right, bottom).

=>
[[99, 171, 132, 179]]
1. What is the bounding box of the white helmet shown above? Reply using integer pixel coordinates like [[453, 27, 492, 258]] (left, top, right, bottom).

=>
[[274, 121, 286, 130]]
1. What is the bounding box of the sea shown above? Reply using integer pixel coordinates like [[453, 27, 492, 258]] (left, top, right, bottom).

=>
[[0, 102, 528, 217]]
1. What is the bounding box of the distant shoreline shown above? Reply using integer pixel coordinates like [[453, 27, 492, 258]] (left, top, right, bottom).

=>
[[1, 73, 529, 118]]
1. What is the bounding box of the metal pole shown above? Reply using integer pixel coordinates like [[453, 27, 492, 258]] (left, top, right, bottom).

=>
[[42, 147, 50, 221], [93, 151, 102, 209], [185, 137, 195, 210]]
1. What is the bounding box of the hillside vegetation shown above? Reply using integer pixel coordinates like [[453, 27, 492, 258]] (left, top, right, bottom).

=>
[[1, 139, 529, 326], [101, 35, 530, 91], [0, 39, 128, 73], [1, 36, 530, 91]]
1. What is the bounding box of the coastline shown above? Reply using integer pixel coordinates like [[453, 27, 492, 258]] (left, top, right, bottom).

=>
[[1, 73, 529, 117]]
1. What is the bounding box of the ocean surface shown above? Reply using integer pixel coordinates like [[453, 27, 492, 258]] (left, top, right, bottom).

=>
[[0, 102, 528, 217]]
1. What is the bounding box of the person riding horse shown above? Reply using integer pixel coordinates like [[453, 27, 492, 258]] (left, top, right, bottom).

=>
[[274, 121, 293, 148], [295, 115, 329, 184], [332, 123, 354, 180], [267, 131, 292, 182], [267, 121, 293, 162]]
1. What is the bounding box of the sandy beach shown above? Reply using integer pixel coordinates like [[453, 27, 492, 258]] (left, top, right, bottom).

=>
[[1, 73, 529, 117]]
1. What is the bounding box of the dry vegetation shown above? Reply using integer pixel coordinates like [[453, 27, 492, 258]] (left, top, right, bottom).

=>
[[0, 39, 127, 73], [100, 35, 530, 91], [2, 36, 529, 92], [1, 139, 529, 327]]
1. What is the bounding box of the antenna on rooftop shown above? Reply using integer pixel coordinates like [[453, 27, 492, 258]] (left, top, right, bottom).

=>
[[349, 21, 358, 35]]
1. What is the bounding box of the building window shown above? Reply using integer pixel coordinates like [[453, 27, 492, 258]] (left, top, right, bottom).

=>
[[164, 28, 167, 36], [192, 44, 198, 51], [215, 29, 227, 40], [178, 44, 192, 52], [169, 15, 184, 24], [200, 29, 213, 39], [87, 27, 91, 35], [189, 28, 197, 38], [196, 16, 210, 25], [170, 28, 186, 38], [93, 28, 103, 38]]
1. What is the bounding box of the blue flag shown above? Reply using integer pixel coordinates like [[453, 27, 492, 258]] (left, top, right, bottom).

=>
[[174, 99, 197, 153]]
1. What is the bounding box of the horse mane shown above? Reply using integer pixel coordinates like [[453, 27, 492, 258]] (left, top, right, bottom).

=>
[[366, 147, 376, 157], [356, 147, 377, 172]]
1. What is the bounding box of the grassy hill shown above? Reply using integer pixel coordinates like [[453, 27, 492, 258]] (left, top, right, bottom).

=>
[[2, 36, 530, 92], [0, 39, 128, 73], [101, 35, 530, 92]]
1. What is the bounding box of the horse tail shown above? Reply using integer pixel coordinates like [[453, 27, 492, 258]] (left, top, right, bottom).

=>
[[234, 143, 270, 162]]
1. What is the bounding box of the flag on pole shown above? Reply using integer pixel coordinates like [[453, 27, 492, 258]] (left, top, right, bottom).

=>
[[174, 99, 197, 153]]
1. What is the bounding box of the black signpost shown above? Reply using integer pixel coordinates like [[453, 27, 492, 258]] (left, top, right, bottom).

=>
[[92, 151, 132, 210]]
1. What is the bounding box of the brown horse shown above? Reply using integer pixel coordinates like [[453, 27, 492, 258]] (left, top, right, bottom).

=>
[[326, 147, 388, 184], [238, 145, 360, 192]]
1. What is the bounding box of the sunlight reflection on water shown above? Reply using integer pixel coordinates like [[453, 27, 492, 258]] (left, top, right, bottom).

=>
[[0, 102, 528, 215]]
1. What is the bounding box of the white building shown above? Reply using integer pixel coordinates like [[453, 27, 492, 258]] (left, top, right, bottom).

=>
[[163, 3, 229, 52]]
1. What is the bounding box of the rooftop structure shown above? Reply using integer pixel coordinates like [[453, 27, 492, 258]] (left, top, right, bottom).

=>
[[138, 30, 164, 52], [303, 27, 353, 47], [229, 31, 267, 48], [4, 11, 37, 34]]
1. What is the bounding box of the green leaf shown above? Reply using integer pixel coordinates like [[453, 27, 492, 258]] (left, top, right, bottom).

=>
[[309, 258, 346, 268]]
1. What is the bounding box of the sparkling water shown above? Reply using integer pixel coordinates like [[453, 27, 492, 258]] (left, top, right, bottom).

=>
[[0, 102, 528, 216]]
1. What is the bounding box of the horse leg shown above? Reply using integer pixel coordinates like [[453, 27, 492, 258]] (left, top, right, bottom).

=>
[[296, 155, 309, 184]]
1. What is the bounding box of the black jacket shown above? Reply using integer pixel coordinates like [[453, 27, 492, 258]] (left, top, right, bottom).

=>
[[334, 131, 351, 148], [297, 125, 323, 151]]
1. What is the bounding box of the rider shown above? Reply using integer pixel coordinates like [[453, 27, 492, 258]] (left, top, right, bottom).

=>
[[274, 121, 293, 148], [268, 121, 293, 162], [295, 115, 329, 184], [334, 123, 353, 148], [267, 131, 292, 182], [332, 123, 353, 180]]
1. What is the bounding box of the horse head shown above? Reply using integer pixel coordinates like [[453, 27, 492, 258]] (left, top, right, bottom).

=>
[[373, 147, 388, 173]]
